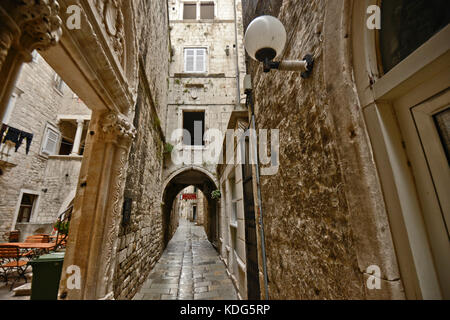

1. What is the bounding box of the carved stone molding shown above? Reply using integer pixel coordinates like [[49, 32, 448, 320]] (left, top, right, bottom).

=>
[[17, 0, 63, 54], [0, 25, 14, 68], [94, 0, 125, 66], [98, 142, 129, 299], [0, 0, 63, 59], [100, 112, 136, 145], [0, 0, 62, 121]]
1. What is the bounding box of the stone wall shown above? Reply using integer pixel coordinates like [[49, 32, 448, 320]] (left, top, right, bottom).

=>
[[242, 0, 403, 299], [0, 53, 90, 241], [113, 0, 171, 300]]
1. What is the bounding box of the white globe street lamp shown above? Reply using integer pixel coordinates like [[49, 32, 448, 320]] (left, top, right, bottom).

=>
[[244, 15, 314, 78]]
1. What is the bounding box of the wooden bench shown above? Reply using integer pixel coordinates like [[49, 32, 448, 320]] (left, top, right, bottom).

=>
[[0, 245, 29, 290]]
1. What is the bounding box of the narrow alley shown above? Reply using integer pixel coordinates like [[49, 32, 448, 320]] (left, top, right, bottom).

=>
[[133, 219, 238, 300], [0, 0, 448, 303]]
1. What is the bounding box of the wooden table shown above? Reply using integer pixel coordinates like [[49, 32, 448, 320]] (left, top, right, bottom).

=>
[[0, 243, 56, 249], [0, 242, 56, 258]]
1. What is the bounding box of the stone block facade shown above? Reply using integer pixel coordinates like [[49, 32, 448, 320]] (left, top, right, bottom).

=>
[[113, 0, 171, 300], [0, 53, 90, 242], [164, 0, 246, 177]]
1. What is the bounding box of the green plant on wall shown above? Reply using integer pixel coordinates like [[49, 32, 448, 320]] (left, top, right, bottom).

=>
[[211, 190, 221, 200], [164, 143, 174, 154], [153, 116, 161, 129]]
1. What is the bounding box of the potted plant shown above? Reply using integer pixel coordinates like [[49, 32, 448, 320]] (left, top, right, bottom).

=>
[[54, 219, 70, 236], [211, 189, 221, 200]]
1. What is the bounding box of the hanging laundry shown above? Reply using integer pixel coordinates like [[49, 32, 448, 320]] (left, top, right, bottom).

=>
[[3, 126, 21, 146], [17, 131, 33, 154], [0, 124, 7, 143], [1, 125, 34, 154]]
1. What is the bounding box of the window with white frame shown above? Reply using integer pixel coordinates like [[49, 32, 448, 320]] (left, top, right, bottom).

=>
[[41, 125, 60, 156], [54, 73, 65, 93], [184, 48, 207, 73]]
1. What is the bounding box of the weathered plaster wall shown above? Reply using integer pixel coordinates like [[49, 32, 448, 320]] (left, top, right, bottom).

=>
[[113, 0, 171, 300], [242, 0, 404, 299]]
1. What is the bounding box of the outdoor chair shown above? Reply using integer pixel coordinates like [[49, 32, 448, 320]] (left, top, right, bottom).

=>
[[24, 234, 50, 243], [0, 245, 29, 290]]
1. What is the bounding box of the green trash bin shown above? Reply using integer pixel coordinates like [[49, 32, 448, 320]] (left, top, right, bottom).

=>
[[28, 252, 65, 300]]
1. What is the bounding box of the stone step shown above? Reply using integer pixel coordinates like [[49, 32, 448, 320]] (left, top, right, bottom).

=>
[[13, 283, 31, 296]]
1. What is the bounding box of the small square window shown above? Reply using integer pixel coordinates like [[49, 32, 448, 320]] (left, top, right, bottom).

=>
[[183, 3, 197, 19], [200, 3, 214, 19], [183, 111, 205, 146]]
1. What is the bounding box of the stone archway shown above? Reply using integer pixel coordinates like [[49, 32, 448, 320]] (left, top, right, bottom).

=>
[[161, 167, 219, 248], [0, 0, 139, 300]]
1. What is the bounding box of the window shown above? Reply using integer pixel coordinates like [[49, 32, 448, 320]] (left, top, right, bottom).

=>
[[183, 111, 205, 146], [380, 0, 450, 73], [17, 193, 37, 223], [183, 2, 215, 20], [184, 48, 206, 73], [42, 125, 60, 156], [183, 3, 197, 19], [54, 74, 65, 93], [59, 137, 74, 156], [200, 2, 214, 19]]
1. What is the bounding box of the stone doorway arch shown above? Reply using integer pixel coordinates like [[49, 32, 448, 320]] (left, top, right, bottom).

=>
[[161, 167, 219, 248], [0, 0, 139, 300]]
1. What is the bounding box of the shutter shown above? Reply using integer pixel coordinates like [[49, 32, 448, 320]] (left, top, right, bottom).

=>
[[42, 127, 59, 155], [195, 49, 205, 72], [185, 49, 195, 72]]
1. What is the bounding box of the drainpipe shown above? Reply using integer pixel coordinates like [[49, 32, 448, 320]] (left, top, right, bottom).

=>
[[246, 83, 269, 300], [233, 0, 241, 108]]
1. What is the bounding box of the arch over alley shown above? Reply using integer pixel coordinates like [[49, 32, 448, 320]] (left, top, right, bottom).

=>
[[161, 167, 219, 248]]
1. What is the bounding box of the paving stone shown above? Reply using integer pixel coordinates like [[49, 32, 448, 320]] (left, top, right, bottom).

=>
[[134, 219, 238, 300]]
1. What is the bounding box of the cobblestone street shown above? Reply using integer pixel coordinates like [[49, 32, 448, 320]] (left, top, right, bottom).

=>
[[133, 219, 238, 300]]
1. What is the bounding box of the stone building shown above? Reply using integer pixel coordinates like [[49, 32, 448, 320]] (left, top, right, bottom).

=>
[[178, 186, 207, 225], [0, 0, 172, 300], [217, 110, 260, 300], [0, 52, 91, 242], [161, 0, 247, 248], [0, 0, 448, 301]]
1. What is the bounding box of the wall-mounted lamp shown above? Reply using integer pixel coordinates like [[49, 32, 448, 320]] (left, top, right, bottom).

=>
[[244, 15, 314, 78], [225, 45, 230, 56]]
